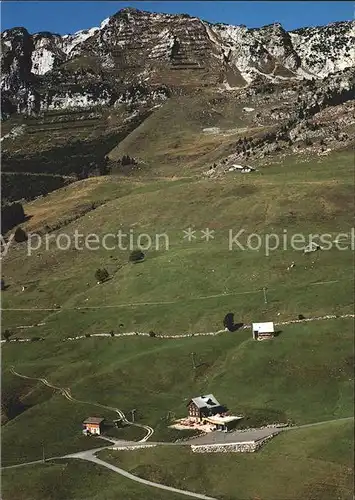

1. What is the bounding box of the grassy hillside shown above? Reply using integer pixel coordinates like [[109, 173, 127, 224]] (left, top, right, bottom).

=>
[[1, 461, 184, 500], [2, 420, 352, 500], [100, 419, 354, 500], [2, 317, 353, 466], [108, 92, 265, 175], [1, 147, 353, 498], [2, 150, 353, 335]]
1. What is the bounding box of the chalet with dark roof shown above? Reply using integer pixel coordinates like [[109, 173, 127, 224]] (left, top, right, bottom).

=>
[[187, 394, 227, 421]]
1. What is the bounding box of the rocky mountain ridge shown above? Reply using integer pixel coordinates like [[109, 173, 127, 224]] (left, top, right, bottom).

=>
[[1, 8, 354, 116], [1, 7, 354, 207]]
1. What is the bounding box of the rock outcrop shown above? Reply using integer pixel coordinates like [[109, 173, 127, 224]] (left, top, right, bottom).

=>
[[1, 8, 354, 115]]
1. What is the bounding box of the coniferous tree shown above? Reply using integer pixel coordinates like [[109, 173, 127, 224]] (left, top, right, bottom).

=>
[[95, 268, 109, 283]]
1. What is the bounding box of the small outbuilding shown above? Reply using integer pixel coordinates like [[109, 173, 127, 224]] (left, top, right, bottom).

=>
[[82, 417, 105, 435], [228, 164, 256, 173], [252, 322, 275, 340], [241, 165, 255, 173], [303, 242, 321, 253], [205, 415, 243, 432]]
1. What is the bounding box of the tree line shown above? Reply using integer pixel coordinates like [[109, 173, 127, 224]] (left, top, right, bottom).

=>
[[1, 202, 26, 234]]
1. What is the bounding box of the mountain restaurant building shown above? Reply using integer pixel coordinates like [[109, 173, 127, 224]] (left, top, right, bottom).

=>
[[187, 394, 226, 421]]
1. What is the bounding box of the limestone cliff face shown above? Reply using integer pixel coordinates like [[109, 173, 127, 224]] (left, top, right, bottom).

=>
[[1, 8, 354, 115]]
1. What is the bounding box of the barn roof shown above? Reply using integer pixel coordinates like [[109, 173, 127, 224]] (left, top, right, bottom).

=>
[[189, 394, 221, 409], [252, 322, 275, 333], [83, 417, 105, 425]]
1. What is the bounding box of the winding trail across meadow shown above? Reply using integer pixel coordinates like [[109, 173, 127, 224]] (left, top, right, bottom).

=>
[[4, 307, 354, 499], [2, 415, 353, 499], [9, 367, 154, 442], [3, 446, 217, 500], [65, 448, 218, 500], [4, 367, 354, 500], [6, 369, 214, 498]]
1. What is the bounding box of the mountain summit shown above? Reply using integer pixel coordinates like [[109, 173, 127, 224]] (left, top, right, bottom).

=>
[[1, 9, 354, 114]]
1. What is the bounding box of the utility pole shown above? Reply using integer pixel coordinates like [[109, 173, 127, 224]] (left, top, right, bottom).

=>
[[190, 352, 196, 370], [262, 287, 268, 304], [42, 442, 45, 464], [131, 409, 136, 422]]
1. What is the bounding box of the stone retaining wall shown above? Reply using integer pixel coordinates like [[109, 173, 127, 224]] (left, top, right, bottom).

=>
[[111, 444, 157, 451], [236, 423, 291, 433], [191, 434, 276, 453], [4, 313, 354, 344]]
